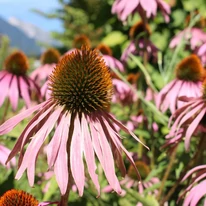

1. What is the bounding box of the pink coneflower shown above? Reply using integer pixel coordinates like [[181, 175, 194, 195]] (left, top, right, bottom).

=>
[[112, 73, 138, 105], [96, 43, 125, 72], [178, 165, 206, 206], [170, 28, 206, 50], [0, 189, 59, 206], [0, 46, 147, 204], [112, 0, 170, 22], [121, 21, 158, 63], [103, 160, 160, 205], [156, 55, 204, 114], [0, 144, 16, 168], [30, 48, 61, 85], [0, 51, 40, 111], [164, 79, 206, 149]]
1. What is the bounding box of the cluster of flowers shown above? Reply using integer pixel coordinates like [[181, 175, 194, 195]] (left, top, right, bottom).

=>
[[0, 0, 205, 205]]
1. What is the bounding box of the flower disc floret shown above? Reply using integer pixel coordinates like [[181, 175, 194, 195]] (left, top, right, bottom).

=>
[[4, 51, 29, 75], [49, 46, 113, 114], [73, 34, 91, 49], [0, 189, 38, 206], [41, 48, 61, 65], [175, 54, 204, 82]]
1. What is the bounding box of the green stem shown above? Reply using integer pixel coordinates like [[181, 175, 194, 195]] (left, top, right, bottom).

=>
[[1, 98, 10, 124]]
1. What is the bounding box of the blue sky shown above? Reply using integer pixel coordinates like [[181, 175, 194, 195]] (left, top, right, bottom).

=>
[[0, 0, 62, 32]]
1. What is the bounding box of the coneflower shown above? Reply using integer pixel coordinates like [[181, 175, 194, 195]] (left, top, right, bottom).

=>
[[0, 189, 58, 206], [31, 48, 61, 85], [0, 51, 40, 112], [73, 34, 91, 49], [0, 46, 148, 205], [96, 43, 125, 72], [156, 54, 204, 114]]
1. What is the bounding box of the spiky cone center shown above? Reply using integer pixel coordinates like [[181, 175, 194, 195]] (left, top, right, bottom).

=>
[[73, 34, 91, 49], [96, 44, 113, 56], [0, 189, 38, 206], [129, 21, 151, 40], [49, 46, 113, 114], [175, 55, 204, 82], [41, 48, 61, 64], [128, 161, 150, 180], [4, 51, 29, 75]]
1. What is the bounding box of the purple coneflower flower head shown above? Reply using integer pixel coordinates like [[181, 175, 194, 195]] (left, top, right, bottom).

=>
[[96, 43, 125, 72], [72, 34, 91, 49], [112, 0, 170, 23], [170, 28, 206, 50], [178, 165, 206, 206], [103, 160, 160, 205], [0, 51, 40, 110], [0, 144, 16, 168], [0, 46, 148, 196], [30, 48, 61, 85], [121, 21, 158, 63], [156, 54, 204, 114], [0, 189, 59, 206]]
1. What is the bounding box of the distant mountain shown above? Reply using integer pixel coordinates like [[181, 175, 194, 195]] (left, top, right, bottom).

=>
[[8, 17, 60, 48], [0, 16, 60, 56]]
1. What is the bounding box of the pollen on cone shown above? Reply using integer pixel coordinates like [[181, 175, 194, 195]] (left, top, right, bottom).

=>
[[175, 54, 204, 81], [4, 51, 29, 75], [0, 189, 39, 206]]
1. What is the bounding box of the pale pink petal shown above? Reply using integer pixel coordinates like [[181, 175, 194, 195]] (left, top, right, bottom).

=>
[[0, 72, 12, 107], [82, 114, 100, 194], [70, 114, 85, 196], [185, 107, 206, 150], [8, 75, 19, 111], [19, 76, 31, 108], [0, 101, 47, 135], [140, 0, 157, 17], [54, 113, 70, 195]]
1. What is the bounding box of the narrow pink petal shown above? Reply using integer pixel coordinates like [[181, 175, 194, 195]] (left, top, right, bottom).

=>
[[19, 76, 31, 108], [82, 114, 100, 194], [6, 101, 55, 164], [182, 165, 206, 182], [93, 117, 121, 194], [185, 107, 206, 151], [47, 109, 65, 168], [105, 112, 149, 150], [0, 73, 12, 107], [0, 101, 47, 135], [70, 114, 85, 196], [101, 115, 141, 181], [54, 113, 70, 195], [99, 116, 126, 177], [8, 75, 19, 111], [15, 108, 61, 186]]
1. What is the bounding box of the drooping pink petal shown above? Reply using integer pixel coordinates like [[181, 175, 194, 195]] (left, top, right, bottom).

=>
[[185, 107, 206, 150], [70, 114, 85, 196], [15, 108, 62, 186], [105, 112, 149, 150], [0, 72, 12, 107], [0, 101, 47, 135], [54, 113, 70, 195], [140, 0, 157, 17], [8, 75, 19, 111], [19, 76, 31, 108], [93, 117, 122, 194], [81, 114, 100, 195]]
